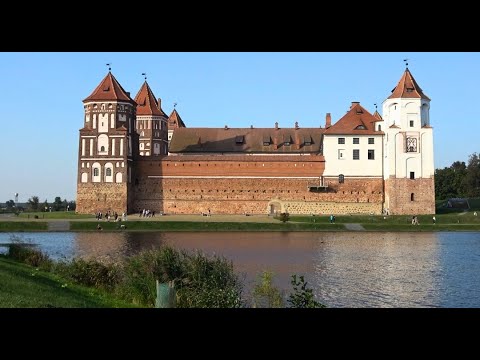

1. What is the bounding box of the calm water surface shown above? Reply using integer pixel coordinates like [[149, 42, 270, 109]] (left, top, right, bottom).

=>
[[1, 231, 479, 308]]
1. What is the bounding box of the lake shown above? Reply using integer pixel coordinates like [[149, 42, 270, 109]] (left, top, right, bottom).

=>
[[1, 231, 479, 308]]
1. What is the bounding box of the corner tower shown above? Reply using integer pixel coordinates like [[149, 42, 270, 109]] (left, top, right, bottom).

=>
[[382, 67, 435, 214], [76, 71, 138, 214], [134, 81, 169, 156]]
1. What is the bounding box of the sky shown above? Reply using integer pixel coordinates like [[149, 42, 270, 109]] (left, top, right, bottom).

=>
[[0, 52, 478, 204]]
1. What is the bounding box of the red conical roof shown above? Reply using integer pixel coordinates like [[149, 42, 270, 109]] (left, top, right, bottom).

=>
[[168, 108, 186, 129], [134, 81, 167, 117], [83, 72, 135, 103], [388, 68, 430, 100]]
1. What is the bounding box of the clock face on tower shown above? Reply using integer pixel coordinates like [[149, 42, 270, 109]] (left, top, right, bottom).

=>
[[406, 137, 417, 153]]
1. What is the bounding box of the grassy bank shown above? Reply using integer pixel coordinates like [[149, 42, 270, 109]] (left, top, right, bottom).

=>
[[0, 256, 134, 308], [0, 222, 48, 232], [18, 211, 94, 219], [70, 221, 345, 232]]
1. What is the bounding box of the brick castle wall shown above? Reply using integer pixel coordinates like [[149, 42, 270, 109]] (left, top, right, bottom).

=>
[[384, 177, 435, 215], [76, 183, 129, 215]]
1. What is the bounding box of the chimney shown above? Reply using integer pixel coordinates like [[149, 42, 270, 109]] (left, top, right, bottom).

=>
[[325, 113, 331, 128], [275, 122, 279, 130], [224, 125, 229, 130], [295, 121, 299, 130], [350, 101, 360, 109], [250, 125, 254, 129], [126, 92, 130, 97]]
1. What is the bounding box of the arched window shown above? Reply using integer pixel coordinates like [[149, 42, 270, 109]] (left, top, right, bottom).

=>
[[101, 146, 105, 152], [339, 174, 345, 183], [411, 193, 415, 201], [378, 125, 381, 131], [94, 168, 99, 176], [106, 168, 112, 176]]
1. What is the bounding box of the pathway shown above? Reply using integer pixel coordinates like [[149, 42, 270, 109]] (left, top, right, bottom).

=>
[[344, 223, 365, 231]]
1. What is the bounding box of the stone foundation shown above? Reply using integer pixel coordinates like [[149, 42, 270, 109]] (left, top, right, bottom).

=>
[[76, 183, 129, 215]]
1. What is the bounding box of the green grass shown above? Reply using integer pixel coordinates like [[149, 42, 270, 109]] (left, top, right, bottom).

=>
[[0, 222, 48, 231], [70, 221, 345, 232], [18, 211, 94, 219], [0, 256, 135, 308]]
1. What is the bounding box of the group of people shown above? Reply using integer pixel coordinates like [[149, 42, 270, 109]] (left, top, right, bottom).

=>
[[139, 209, 155, 217], [411, 216, 420, 225], [96, 210, 127, 222]]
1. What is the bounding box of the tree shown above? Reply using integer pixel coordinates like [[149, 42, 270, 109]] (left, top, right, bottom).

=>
[[28, 196, 40, 211], [287, 274, 325, 308], [53, 196, 63, 211], [5, 200, 15, 209], [464, 153, 480, 198]]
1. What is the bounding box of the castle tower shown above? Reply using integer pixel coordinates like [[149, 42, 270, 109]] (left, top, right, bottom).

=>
[[167, 108, 186, 149], [76, 71, 138, 214], [382, 67, 435, 214], [134, 81, 169, 156]]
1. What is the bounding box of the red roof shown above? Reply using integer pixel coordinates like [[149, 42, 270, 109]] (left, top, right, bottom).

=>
[[134, 81, 167, 117], [323, 102, 383, 135], [373, 110, 383, 121], [83, 72, 135, 103], [168, 109, 186, 129], [388, 68, 430, 100]]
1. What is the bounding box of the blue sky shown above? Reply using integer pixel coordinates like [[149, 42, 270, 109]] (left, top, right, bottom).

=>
[[0, 52, 478, 204]]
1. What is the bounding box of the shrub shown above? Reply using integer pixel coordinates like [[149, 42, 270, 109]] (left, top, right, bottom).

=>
[[287, 274, 325, 308], [54, 258, 121, 291], [252, 270, 284, 308]]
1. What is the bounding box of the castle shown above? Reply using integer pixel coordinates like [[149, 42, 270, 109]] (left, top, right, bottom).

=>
[[76, 67, 435, 215]]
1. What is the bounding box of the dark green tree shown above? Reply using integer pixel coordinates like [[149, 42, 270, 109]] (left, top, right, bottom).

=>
[[28, 196, 40, 211], [464, 153, 480, 198], [5, 200, 15, 209], [53, 196, 63, 211], [279, 212, 290, 223]]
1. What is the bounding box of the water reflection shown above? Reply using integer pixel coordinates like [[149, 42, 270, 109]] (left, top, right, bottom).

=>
[[1, 231, 480, 307]]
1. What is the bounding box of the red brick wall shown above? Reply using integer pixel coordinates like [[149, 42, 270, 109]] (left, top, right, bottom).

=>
[[384, 177, 435, 215], [76, 183, 129, 215]]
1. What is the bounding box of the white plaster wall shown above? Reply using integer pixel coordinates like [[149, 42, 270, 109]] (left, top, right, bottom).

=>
[[323, 135, 383, 177], [98, 114, 109, 133], [116, 172, 123, 183], [382, 97, 433, 179], [92, 162, 101, 183], [81, 173, 88, 183], [105, 162, 113, 183], [97, 134, 109, 154]]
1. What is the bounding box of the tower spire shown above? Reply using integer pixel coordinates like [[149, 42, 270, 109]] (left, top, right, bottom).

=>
[[403, 58, 409, 68], [106, 63, 112, 72], [142, 72, 147, 80]]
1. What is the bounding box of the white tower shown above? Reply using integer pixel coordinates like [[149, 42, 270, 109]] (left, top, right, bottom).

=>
[[382, 67, 435, 214]]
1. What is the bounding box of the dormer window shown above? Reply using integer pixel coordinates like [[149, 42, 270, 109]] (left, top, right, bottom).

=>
[[283, 135, 292, 146], [406, 87, 414, 93], [263, 136, 271, 146], [355, 125, 366, 130], [356, 110, 363, 115], [304, 136, 312, 146], [235, 135, 244, 145]]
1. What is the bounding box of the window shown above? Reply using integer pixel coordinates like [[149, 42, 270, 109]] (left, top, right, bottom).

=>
[[93, 168, 99, 176], [410, 172, 415, 180], [339, 174, 345, 183], [368, 138, 374, 144], [100, 146, 105, 152], [106, 168, 112, 177], [406, 138, 417, 152], [411, 193, 415, 201], [353, 149, 360, 160], [378, 125, 381, 131], [235, 135, 244, 145], [368, 150, 375, 160], [338, 149, 345, 159], [410, 120, 414, 127], [353, 138, 359, 144], [304, 136, 312, 146], [338, 138, 345, 144]]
